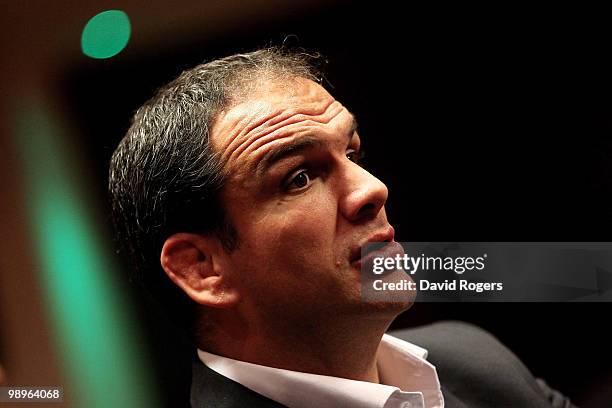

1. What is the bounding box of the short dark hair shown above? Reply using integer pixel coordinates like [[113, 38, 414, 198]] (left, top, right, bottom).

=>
[[109, 47, 321, 334]]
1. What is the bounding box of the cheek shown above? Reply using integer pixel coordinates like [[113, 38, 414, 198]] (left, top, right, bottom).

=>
[[246, 200, 338, 266], [265, 211, 335, 259]]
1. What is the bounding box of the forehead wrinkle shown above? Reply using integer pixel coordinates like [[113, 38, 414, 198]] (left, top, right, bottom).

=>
[[215, 82, 336, 152], [212, 102, 275, 163], [221, 99, 347, 175], [213, 95, 337, 166], [241, 108, 351, 176], [246, 101, 342, 153], [252, 111, 358, 177], [240, 101, 344, 160]]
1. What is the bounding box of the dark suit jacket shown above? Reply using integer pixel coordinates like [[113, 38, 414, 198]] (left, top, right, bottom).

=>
[[190, 321, 576, 407]]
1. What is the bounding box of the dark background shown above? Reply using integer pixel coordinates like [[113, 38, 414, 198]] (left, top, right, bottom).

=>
[[61, 2, 612, 407]]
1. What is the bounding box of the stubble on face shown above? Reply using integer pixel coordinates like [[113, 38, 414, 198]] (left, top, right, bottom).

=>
[[208, 76, 412, 329]]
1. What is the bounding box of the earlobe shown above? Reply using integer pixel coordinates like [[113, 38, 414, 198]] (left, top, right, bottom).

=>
[[160, 233, 239, 308]]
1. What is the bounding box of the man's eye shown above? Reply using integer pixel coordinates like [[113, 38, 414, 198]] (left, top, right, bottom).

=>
[[285, 170, 311, 191], [347, 149, 365, 165]]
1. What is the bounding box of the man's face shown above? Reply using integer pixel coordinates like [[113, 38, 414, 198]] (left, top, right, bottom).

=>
[[210, 77, 411, 326]]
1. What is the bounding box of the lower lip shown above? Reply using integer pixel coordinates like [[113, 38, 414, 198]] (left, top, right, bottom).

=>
[[353, 241, 405, 271]]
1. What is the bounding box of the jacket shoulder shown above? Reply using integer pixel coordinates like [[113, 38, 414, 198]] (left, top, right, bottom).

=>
[[390, 321, 562, 408]]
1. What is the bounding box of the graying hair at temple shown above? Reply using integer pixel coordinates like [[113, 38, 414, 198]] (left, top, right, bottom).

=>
[[108, 47, 323, 333]]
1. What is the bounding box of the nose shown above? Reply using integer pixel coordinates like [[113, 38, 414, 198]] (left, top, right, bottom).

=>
[[339, 162, 389, 222]]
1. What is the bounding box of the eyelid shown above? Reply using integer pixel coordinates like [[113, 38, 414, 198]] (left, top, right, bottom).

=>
[[279, 143, 364, 192], [283, 168, 312, 192], [347, 147, 366, 164]]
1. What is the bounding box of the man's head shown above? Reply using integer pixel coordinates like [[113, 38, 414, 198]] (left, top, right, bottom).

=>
[[109, 47, 412, 345]]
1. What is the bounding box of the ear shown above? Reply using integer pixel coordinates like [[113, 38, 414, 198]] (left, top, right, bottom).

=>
[[160, 233, 239, 308]]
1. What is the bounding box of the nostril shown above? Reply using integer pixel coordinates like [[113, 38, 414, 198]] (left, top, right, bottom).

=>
[[355, 202, 376, 220], [362, 203, 374, 211]]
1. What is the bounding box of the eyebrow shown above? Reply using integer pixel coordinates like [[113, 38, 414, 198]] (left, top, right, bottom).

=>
[[255, 115, 359, 176]]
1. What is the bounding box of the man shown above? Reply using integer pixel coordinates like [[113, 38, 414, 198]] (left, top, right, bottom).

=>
[[109, 48, 575, 407]]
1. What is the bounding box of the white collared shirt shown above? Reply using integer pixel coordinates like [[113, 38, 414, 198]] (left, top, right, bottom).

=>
[[197, 334, 444, 408]]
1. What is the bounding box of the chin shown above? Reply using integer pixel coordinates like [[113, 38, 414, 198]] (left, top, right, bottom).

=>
[[358, 267, 417, 311], [368, 296, 415, 315], [350, 291, 415, 320]]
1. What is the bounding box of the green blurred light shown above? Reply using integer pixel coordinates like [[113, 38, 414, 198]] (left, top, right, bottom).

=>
[[81, 10, 131, 59], [14, 100, 159, 408]]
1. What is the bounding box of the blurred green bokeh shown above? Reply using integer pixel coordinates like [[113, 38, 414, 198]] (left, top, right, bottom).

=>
[[14, 100, 159, 408], [81, 10, 131, 59]]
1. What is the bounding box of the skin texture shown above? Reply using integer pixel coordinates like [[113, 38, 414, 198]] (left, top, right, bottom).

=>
[[161, 76, 413, 383]]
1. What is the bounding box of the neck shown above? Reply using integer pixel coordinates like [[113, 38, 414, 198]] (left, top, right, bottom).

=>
[[199, 308, 394, 383]]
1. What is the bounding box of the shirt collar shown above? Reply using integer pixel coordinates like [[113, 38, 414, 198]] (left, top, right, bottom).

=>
[[197, 333, 443, 408]]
